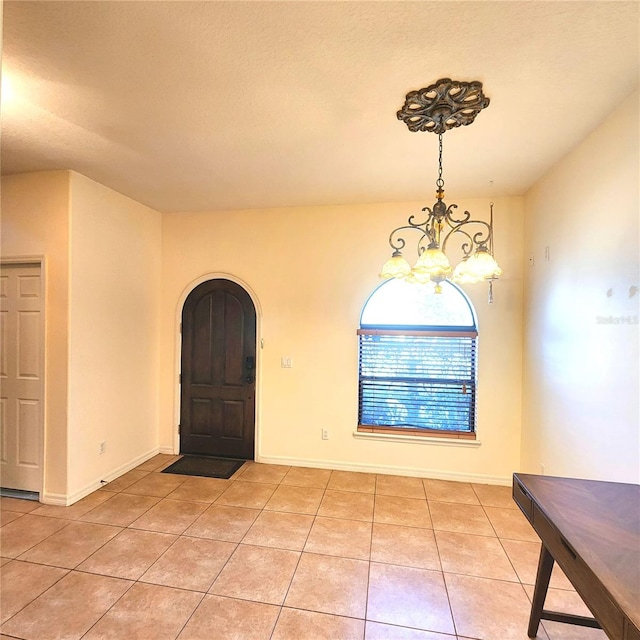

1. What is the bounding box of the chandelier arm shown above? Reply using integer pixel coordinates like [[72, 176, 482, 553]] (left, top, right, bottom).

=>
[[411, 209, 440, 245], [387, 200, 458, 254], [441, 227, 474, 257], [441, 221, 492, 255], [409, 211, 432, 227], [471, 226, 492, 247], [387, 224, 428, 254], [442, 205, 471, 227]]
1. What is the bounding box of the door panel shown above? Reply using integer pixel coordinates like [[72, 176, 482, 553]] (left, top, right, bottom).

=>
[[222, 400, 244, 438], [0, 263, 44, 492], [180, 279, 256, 460]]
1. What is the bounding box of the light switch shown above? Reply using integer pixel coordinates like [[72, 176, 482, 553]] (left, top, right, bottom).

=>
[[281, 357, 292, 368]]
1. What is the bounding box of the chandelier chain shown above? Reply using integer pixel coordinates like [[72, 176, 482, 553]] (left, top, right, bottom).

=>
[[436, 133, 444, 191]]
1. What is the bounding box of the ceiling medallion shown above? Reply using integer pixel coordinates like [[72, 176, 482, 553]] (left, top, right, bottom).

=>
[[396, 78, 490, 134]]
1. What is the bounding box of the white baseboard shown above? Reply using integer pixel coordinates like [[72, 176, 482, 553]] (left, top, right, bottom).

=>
[[41, 451, 511, 504], [256, 454, 512, 486], [40, 491, 68, 506], [158, 445, 176, 455], [42, 447, 162, 506]]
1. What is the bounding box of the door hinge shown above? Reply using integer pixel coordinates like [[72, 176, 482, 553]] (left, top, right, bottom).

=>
[[178, 424, 181, 434], [179, 373, 182, 383]]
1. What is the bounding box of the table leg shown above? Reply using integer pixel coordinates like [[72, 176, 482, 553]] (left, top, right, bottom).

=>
[[528, 544, 554, 638]]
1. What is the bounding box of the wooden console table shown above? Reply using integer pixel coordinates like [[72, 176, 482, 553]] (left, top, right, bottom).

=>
[[512, 473, 640, 640]]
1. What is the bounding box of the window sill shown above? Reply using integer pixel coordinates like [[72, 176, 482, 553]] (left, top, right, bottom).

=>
[[353, 430, 482, 447]]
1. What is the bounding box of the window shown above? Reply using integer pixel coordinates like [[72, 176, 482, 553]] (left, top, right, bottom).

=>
[[357, 279, 478, 439]]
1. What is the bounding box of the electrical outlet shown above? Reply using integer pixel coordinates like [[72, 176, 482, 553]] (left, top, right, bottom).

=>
[[99, 441, 106, 455], [321, 429, 329, 440]]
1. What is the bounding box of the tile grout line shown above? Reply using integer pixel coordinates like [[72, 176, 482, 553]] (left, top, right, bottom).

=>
[[363, 474, 376, 640], [84, 455, 226, 640], [473, 482, 542, 609], [167, 590, 206, 640], [265, 466, 328, 639], [1, 459, 577, 640], [425, 478, 460, 638], [76, 572, 138, 640], [0, 559, 72, 630]]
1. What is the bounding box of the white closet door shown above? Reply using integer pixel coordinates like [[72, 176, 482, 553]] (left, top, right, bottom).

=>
[[0, 263, 44, 493]]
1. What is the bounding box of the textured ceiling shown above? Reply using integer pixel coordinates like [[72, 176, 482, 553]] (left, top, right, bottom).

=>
[[1, 1, 638, 213]]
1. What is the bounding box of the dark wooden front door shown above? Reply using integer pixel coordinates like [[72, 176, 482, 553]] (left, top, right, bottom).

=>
[[180, 279, 256, 459]]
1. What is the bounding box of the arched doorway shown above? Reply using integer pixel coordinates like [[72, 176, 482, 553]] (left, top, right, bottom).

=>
[[180, 279, 256, 460]]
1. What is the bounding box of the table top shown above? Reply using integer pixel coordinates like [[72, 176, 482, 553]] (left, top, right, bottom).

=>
[[513, 473, 640, 631]]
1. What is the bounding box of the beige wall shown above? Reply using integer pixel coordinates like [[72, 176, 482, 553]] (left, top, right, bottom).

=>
[[522, 90, 639, 483], [5, 92, 636, 496], [67, 172, 162, 499], [1, 171, 70, 498], [161, 196, 524, 483], [1, 170, 162, 503]]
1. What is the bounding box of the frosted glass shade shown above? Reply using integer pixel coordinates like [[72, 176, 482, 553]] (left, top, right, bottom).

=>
[[451, 257, 484, 284], [468, 247, 503, 279], [413, 246, 452, 277], [452, 248, 503, 283], [380, 251, 412, 279]]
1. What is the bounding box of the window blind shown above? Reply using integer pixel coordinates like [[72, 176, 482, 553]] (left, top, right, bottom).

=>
[[358, 331, 477, 433]]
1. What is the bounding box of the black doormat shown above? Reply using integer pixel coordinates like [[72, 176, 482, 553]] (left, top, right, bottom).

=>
[[162, 455, 246, 480]]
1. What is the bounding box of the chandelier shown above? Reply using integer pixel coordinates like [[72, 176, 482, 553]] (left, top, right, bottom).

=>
[[380, 78, 503, 299]]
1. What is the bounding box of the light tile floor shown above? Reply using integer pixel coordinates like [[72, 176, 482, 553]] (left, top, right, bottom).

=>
[[0, 455, 607, 640]]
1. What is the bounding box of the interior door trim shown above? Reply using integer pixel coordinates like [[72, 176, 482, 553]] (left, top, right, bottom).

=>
[[172, 273, 262, 459], [0, 255, 46, 499]]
